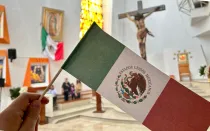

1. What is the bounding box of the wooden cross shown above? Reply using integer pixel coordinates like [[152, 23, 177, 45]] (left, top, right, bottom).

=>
[[118, 1, 166, 19]]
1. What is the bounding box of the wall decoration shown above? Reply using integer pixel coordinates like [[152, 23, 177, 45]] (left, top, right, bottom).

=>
[[0, 50, 11, 86], [173, 50, 192, 63], [80, 0, 103, 39], [178, 53, 188, 64], [0, 59, 3, 78], [23, 58, 50, 88], [42, 7, 64, 41], [173, 50, 192, 81], [30, 64, 48, 87], [41, 27, 64, 61], [0, 5, 10, 44]]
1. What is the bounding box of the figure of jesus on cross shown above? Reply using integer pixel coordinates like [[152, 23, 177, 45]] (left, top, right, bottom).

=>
[[119, 1, 165, 61]]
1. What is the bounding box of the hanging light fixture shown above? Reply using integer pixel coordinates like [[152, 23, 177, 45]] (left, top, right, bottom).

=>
[[177, 0, 209, 15]]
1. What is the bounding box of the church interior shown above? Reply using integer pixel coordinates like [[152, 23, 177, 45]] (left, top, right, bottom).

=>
[[0, 0, 210, 130]]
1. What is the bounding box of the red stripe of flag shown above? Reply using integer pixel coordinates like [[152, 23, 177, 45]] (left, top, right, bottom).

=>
[[143, 79, 210, 131], [55, 42, 64, 61]]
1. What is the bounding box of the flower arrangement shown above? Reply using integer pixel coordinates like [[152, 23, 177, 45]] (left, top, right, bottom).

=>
[[199, 65, 210, 81], [199, 65, 207, 77]]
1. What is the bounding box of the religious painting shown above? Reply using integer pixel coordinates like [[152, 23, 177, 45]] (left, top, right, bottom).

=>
[[31, 65, 46, 84], [178, 53, 188, 64], [0, 59, 4, 78], [42, 7, 64, 41], [23, 58, 50, 89], [30, 63, 49, 88], [0, 5, 10, 44], [0, 56, 7, 84], [0, 11, 4, 38]]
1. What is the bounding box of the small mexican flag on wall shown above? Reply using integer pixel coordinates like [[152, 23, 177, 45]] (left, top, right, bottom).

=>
[[41, 27, 64, 61]]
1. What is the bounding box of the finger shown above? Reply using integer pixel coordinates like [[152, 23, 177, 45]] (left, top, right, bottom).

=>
[[9, 93, 49, 111], [41, 97, 49, 104], [19, 100, 41, 131], [0, 93, 48, 131]]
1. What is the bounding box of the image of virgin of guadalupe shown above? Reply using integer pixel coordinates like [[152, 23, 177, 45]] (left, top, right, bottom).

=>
[[47, 12, 60, 37], [48, 12, 58, 37]]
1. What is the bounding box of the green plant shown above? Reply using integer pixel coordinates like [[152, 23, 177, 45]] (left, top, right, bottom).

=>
[[9, 87, 21, 100], [199, 65, 206, 76]]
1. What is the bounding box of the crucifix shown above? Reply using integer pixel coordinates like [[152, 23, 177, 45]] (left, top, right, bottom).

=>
[[118, 1, 166, 61]]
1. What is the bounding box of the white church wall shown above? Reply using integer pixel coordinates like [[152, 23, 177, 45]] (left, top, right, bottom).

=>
[[103, 0, 113, 35], [0, 0, 92, 93], [111, 0, 209, 80]]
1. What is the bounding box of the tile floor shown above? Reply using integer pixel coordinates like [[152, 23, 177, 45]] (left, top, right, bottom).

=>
[[39, 117, 149, 131]]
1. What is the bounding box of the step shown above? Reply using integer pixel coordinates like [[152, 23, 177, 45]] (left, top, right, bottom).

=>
[[40, 117, 150, 131], [54, 107, 136, 124], [57, 98, 91, 110], [48, 104, 95, 123]]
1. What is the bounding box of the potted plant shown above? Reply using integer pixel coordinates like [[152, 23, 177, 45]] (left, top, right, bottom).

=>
[[199, 65, 210, 81], [199, 65, 206, 77], [9, 87, 28, 100], [9, 87, 21, 100]]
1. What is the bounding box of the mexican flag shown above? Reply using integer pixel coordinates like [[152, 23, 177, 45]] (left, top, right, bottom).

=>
[[41, 27, 64, 61], [62, 23, 210, 130]]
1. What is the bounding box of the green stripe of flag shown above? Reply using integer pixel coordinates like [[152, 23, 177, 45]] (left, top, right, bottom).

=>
[[62, 23, 125, 90], [41, 27, 48, 51]]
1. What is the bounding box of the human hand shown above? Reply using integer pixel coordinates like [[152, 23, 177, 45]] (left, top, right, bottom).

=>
[[0, 93, 49, 131]]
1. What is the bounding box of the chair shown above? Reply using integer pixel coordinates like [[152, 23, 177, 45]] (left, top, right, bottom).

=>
[[178, 63, 192, 81]]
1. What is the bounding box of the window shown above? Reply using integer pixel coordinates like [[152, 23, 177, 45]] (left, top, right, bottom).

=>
[[80, 0, 103, 39]]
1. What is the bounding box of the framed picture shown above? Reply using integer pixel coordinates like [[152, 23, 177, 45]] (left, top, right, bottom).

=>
[[42, 7, 64, 41], [0, 5, 10, 44], [178, 53, 188, 64], [0, 57, 6, 80], [0, 50, 11, 86], [30, 64, 49, 87], [24, 58, 50, 89]]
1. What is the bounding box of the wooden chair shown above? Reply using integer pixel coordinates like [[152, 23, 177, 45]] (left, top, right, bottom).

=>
[[178, 63, 192, 81]]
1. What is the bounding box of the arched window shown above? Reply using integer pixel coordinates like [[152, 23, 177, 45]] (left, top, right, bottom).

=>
[[80, 0, 103, 39]]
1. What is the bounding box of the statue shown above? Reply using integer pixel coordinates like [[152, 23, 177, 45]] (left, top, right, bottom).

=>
[[126, 7, 159, 60]]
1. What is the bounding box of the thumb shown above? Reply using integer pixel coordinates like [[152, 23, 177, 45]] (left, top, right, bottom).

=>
[[19, 100, 41, 131]]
